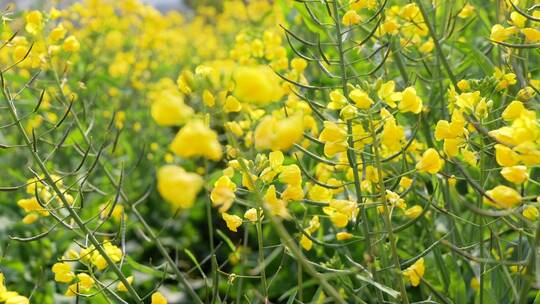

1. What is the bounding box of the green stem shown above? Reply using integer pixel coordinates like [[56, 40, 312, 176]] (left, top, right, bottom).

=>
[[3, 90, 143, 303], [368, 115, 410, 304]]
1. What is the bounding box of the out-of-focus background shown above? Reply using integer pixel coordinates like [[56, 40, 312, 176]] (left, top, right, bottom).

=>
[[0, 0, 227, 12]]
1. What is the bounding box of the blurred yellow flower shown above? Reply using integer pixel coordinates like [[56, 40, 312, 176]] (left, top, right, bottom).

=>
[[403, 258, 425, 287], [234, 66, 284, 105], [501, 166, 528, 184], [151, 292, 168, 304], [170, 120, 222, 160], [416, 149, 444, 174], [157, 165, 204, 209], [254, 114, 304, 151], [484, 185, 522, 209]]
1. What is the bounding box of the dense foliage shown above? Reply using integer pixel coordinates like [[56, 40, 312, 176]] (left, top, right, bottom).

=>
[[0, 0, 539, 303]]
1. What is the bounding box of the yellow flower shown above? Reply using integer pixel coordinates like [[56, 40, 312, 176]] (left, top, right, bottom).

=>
[[336, 232, 353, 240], [510, 12, 527, 28], [484, 185, 522, 209], [340, 104, 358, 120], [416, 148, 444, 174], [254, 114, 304, 151], [342, 10, 361, 26], [52, 262, 75, 283], [323, 200, 356, 228], [471, 277, 480, 291], [494, 144, 519, 167], [5, 296, 29, 304], [399, 177, 413, 190], [264, 185, 290, 218], [65, 273, 94, 296], [151, 292, 168, 304], [17, 197, 48, 216], [244, 208, 260, 222], [490, 24, 513, 43], [523, 205, 539, 220], [377, 80, 400, 107], [281, 184, 305, 201], [222, 212, 243, 232], [22, 214, 39, 224], [457, 79, 470, 91], [63, 36, 80, 53], [458, 4, 475, 18], [291, 58, 308, 72], [501, 166, 528, 184], [403, 258, 425, 287], [202, 90, 215, 107], [319, 121, 347, 157], [234, 66, 284, 105], [308, 184, 333, 202], [25, 11, 43, 35], [50, 24, 67, 42], [224, 95, 242, 112], [381, 117, 404, 153], [398, 87, 423, 114], [349, 89, 373, 109], [328, 90, 348, 110], [419, 39, 434, 53], [210, 176, 237, 213], [157, 166, 204, 209], [170, 120, 222, 160], [279, 165, 302, 185], [116, 276, 134, 292], [522, 28, 540, 42], [381, 19, 400, 35], [300, 235, 313, 251], [91, 242, 123, 270], [404, 205, 423, 219], [151, 92, 194, 126], [502, 100, 525, 121]]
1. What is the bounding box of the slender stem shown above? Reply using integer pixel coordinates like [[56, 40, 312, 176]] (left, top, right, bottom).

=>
[[47, 67, 204, 304], [255, 210, 269, 301], [224, 131, 346, 304], [3, 91, 143, 303], [368, 115, 410, 304], [414, 0, 458, 88]]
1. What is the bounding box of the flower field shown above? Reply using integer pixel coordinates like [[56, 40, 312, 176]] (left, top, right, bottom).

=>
[[0, 0, 539, 303]]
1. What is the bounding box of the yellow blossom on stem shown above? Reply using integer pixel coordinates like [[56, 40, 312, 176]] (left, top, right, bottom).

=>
[[403, 258, 425, 287], [222, 212, 242, 232], [342, 10, 361, 26], [63, 36, 81, 52], [336, 232, 353, 240], [501, 166, 528, 184], [398, 87, 423, 114], [416, 148, 444, 174], [254, 114, 304, 151], [151, 292, 168, 304], [484, 185, 522, 209], [65, 273, 94, 296], [523, 206, 539, 220], [210, 176, 237, 213], [116, 276, 134, 292], [52, 262, 75, 283], [233, 66, 284, 105], [404, 205, 423, 219]]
